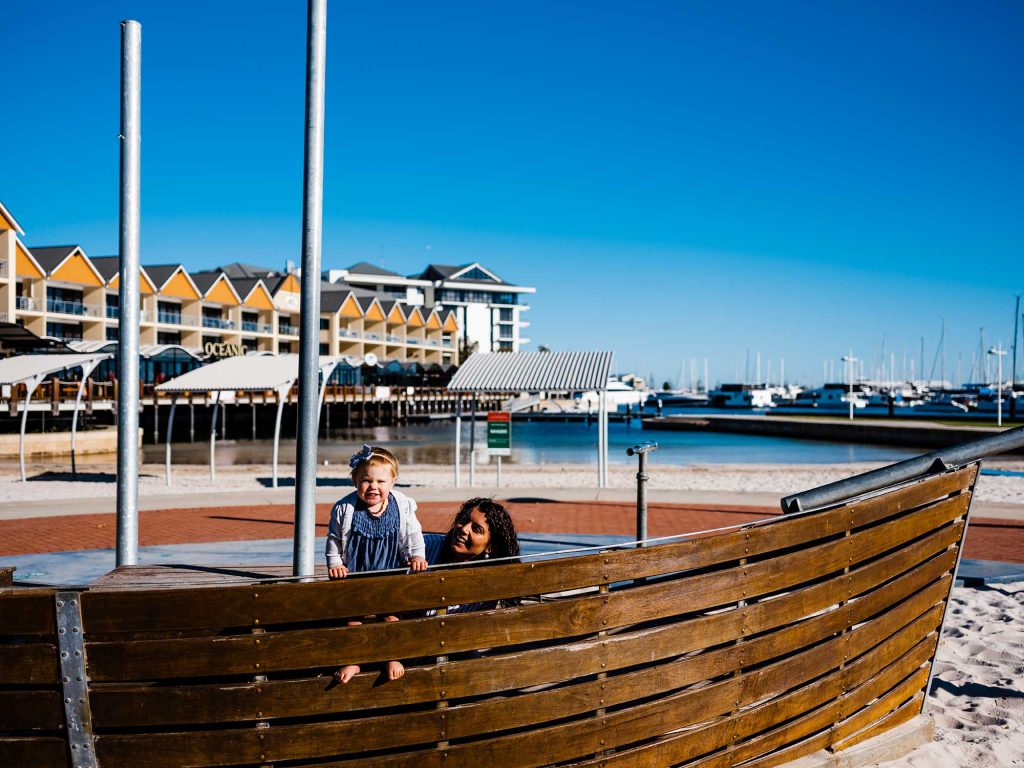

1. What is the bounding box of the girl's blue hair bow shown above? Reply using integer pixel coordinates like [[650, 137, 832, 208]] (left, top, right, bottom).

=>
[[349, 444, 374, 469]]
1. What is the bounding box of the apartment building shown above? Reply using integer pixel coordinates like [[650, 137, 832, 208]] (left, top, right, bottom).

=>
[[327, 261, 535, 354], [0, 202, 458, 366]]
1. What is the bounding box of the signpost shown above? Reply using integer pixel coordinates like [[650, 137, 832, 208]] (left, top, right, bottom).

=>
[[487, 411, 511, 487]]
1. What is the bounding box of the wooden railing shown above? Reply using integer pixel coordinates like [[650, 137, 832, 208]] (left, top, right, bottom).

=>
[[0, 463, 978, 767]]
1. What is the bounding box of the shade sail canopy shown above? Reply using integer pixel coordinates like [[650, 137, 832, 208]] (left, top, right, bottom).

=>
[[68, 340, 205, 360], [447, 351, 614, 393], [155, 354, 356, 393], [0, 322, 73, 354], [0, 353, 114, 386]]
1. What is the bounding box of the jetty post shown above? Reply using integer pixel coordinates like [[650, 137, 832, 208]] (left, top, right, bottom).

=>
[[627, 441, 657, 545], [116, 19, 142, 566], [294, 0, 328, 576]]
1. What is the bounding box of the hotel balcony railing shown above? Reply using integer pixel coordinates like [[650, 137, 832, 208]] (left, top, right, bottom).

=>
[[442, 339, 453, 347], [241, 320, 274, 334], [407, 337, 422, 346], [158, 310, 184, 325], [0, 261, 8, 278], [46, 299, 101, 317], [279, 324, 298, 336], [365, 332, 381, 341], [202, 316, 235, 330], [386, 334, 402, 343], [339, 328, 360, 339], [16, 296, 38, 311], [106, 305, 119, 319], [427, 340, 439, 347]]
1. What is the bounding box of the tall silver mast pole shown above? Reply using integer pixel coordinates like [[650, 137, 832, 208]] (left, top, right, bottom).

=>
[[294, 0, 327, 576], [116, 20, 141, 567]]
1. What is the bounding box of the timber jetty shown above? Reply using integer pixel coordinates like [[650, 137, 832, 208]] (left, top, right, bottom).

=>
[[642, 414, 1024, 454]]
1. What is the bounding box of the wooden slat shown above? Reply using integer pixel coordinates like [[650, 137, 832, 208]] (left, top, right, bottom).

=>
[[0, 736, 68, 768], [90, 529, 959, 727], [80, 465, 976, 634], [84, 497, 967, 681], [0, 691, 64, 731], [0, 590, 56, 635], [93, 576, 947, 768], [833, 667, 931, 746], [833, 692, 925, 752], [565, 632, 938, 768], [0, 643, 60, 685]]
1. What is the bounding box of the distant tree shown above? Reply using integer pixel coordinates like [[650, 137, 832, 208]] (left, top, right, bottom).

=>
[[662, 381, 673, 391], [537, 344, 551, 353]]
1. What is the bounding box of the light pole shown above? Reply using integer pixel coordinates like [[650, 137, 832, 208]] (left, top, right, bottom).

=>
[[988, 344, 1007, 427], [841, 352, 858, 421]]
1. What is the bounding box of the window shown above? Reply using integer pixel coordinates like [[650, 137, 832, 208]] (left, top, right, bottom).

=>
[[497, 308, 514, 322], [319, 342, 329, 354], [46, 322, 83, 340], [157, 331, 182, 345], [320, 317, 329, 330], [106, 327, 119, 341]]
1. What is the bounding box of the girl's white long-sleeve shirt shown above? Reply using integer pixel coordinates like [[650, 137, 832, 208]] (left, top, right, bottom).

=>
[[325, 488, 425, 569]]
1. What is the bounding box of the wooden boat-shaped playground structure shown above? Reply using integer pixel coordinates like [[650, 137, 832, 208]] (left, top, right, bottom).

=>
[[3, 426, 1023, 767]]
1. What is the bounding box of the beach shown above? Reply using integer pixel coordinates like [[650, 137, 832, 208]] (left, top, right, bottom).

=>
[[2, 459, 1024, 505], [1, 459, 1022, 765]]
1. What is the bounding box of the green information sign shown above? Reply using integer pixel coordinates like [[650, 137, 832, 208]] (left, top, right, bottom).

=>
[[487, 412, 511, 456]]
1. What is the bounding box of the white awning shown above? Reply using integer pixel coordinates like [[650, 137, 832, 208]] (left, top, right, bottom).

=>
[[68, 340, 204, 359], [447, 351, 614, 393], [155, 354, 356, 393], [0, 353, 114, 386]]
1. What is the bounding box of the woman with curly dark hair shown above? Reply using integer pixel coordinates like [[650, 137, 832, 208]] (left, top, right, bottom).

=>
[[433, 497, 520, 565], [420, 498, 520, 615]]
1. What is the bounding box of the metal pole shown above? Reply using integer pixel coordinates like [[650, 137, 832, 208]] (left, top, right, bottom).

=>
[[165, 396, 178, 486], [496, 454, 501, 488], [116, 19, 141, 567], [627, 442, 658, 546], [19, 375, 45, 482], [454, 397, 462, 488], [781, 423, 1024, 513], [469, 394, 477, 486], [293, 0, 327, 578], [272, 385, 288, 489], [71, 359, 103, 477], [210, 392, 220, 482]]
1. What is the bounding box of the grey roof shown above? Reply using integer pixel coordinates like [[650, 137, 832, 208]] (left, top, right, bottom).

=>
[[228, 277, 264, 300], [417, 263, 464, 280], [190, 271, 224, 294], [447, 351, 614, 393], [219, 262, 280, 279], [144, 264, 185, 288], [88, 256, 120, 282], [345, 261, 403, 278], [321, 289, 354, 314], [27, 245, 80, 274]]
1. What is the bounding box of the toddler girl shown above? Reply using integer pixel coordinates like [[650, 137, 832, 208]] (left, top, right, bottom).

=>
[[326, 444, 427, 682]]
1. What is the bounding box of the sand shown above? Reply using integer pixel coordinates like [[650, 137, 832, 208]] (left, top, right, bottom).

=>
[[1, 459, 1023, 505], [879, 580, 1024, 768]]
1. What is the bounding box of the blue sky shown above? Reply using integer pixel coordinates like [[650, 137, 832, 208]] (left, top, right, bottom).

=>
[[4, 1, 1023, 387]]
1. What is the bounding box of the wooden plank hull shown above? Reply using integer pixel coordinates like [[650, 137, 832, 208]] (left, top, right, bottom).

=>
[[0, 463, 979, 768]]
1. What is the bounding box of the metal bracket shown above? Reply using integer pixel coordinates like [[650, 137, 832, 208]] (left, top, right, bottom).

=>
[[55, 591, 97, 768]]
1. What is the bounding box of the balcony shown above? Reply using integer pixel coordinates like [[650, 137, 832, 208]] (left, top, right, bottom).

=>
[[365, 332, 381, 341], [158, 310, 184, 325], [16, 296, 38, 311], [386, 334, 402, 343], [279, 323, 298, 336], [426, 339, 439, 347], [339, 327, 360, 339], [0, 261, 8, 278], [407, 337, 422, 346], [202, 316, 235, 330], [442, 339, 453, 348], [106, 305, 119, 319], [47, 299, 101, 317], [243, 320, 273, 334]]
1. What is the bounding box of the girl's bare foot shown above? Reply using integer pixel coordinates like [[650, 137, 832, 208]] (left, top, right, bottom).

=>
[[335, 664, 360, 683], [386, 660, 405, 680]]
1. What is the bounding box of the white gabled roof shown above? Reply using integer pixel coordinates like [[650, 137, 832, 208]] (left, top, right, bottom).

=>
[[0, 353, 113, 386], [447, 351, 614, 393], [68, 340, 204, 359], [155, 354, 356, 393]]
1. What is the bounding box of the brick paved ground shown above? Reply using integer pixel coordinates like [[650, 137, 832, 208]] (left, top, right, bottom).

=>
[[1, 500, 1020, 562]]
